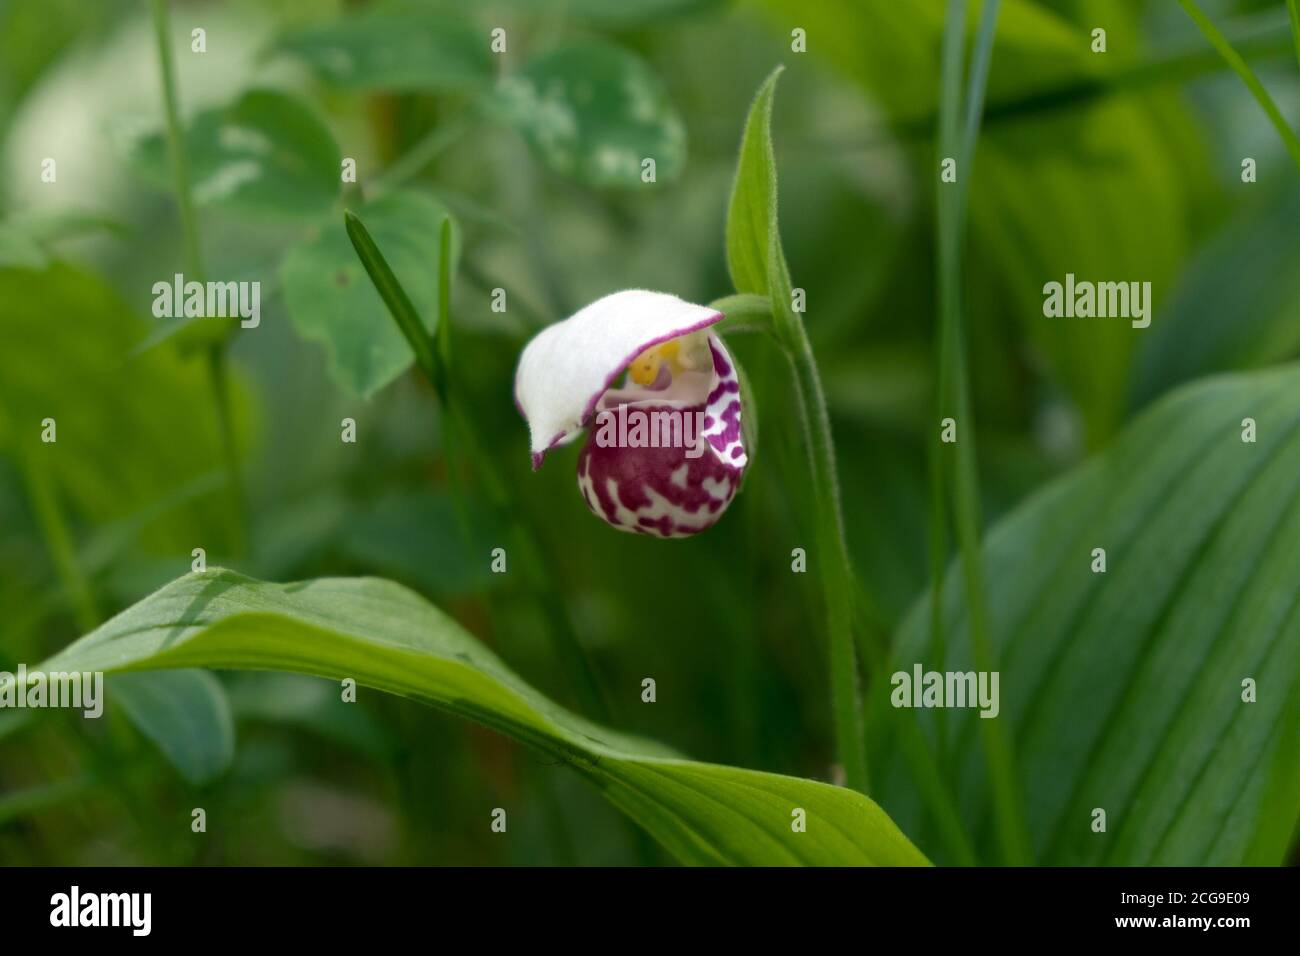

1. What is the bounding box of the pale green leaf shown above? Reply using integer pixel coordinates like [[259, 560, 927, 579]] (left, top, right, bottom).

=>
[[38, 569, 928, 866], [271, 12, 492, 93], [280, 191, 459, 397], [128, 89, 341, 221], [725, 66, 783, 297], [494, 42, 686, 188]]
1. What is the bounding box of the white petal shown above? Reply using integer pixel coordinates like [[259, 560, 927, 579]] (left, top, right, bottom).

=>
[[514, 290, 722, 467]]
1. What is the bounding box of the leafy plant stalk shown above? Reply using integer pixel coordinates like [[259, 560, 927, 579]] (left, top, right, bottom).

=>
[[1179, 0, 1300, 168], [149, 0, 245, 548], [934, 0, 1033, 866], [778, 313, 870, 794], [726, 66, 873, 794], [344, 210, 611, 722]]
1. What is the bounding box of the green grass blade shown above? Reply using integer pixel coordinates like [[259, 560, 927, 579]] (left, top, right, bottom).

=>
[[1179, 0, 1300, 168], [934, 0, 1033, 866], [343, 209, 447, 402], [1287, 0, 1300, 70]]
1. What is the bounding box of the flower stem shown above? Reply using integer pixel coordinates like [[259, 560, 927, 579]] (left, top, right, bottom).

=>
[[779, 318, 869, 794], [150, 0, 245, 551], [18, 449, 98, 633]]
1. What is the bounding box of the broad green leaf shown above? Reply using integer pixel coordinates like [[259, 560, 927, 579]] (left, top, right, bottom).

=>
[[1129, 185, 1300, 411], [128, 89, 340, 220], [280, 191, 459, 397], [725, 66, 783, 297], [869, 363, 1300, 865], [108, 670, 234, 786], [37, 569, 928, 866], [494, 42, 686, 188], [271, 11, 492, 93]]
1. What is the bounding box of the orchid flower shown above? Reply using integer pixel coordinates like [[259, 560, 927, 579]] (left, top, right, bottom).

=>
[[515, 290, 748, 538]]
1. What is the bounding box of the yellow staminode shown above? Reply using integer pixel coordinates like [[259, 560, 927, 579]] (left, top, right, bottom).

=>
[[628, 340, 680, 385], [628, 335, 711, 386]]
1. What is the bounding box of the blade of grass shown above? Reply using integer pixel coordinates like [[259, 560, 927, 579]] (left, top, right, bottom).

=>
[[1179, 0, 1300, 168], [934, 0, 1033, 866], [822, 9, 1295, 150], [437, 217, 452, 374], [1286, 0, 1300, 71], [344, 210, 448, 403]]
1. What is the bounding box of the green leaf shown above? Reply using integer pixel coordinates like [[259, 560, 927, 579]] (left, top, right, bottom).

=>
[[758, 0, 1208, 445], [869, 364, 1300, 865], [494, 41, 686, 188], [725, 66, 783, 297], [271, 11, 492, 93], [498, 0, 721, 27], [1130, 185, 1300, 410], [127, 89, 341, 221], [37, 569, 928, 866], [1177, 0, 1300, 168], [281, 191, 458, 397], [109, 670, 234, 786]]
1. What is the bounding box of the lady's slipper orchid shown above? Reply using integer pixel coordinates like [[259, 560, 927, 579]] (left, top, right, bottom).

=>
[[515, 290, 748, 538]]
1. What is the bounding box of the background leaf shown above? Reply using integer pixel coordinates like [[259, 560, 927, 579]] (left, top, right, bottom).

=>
[[494, 41, 686, 188], [108, 670, 234, 786], [1130, 184, 1300, 411], [128, 89, 341, 221], [0, 263, 243, 553], [869, 363, 1300, 865], [271, 11, 493, 93], [280, 191, 459, 397], [37, 569, 928, 867]]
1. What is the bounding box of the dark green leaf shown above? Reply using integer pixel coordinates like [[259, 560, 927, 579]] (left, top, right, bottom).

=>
[[109, 670, 234, 786], [870, 364, 1300, 865], [1130, 185, 1300, 410]]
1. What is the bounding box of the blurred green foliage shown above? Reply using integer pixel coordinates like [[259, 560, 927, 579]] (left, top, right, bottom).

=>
[[1, 0, 1298, 865]]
